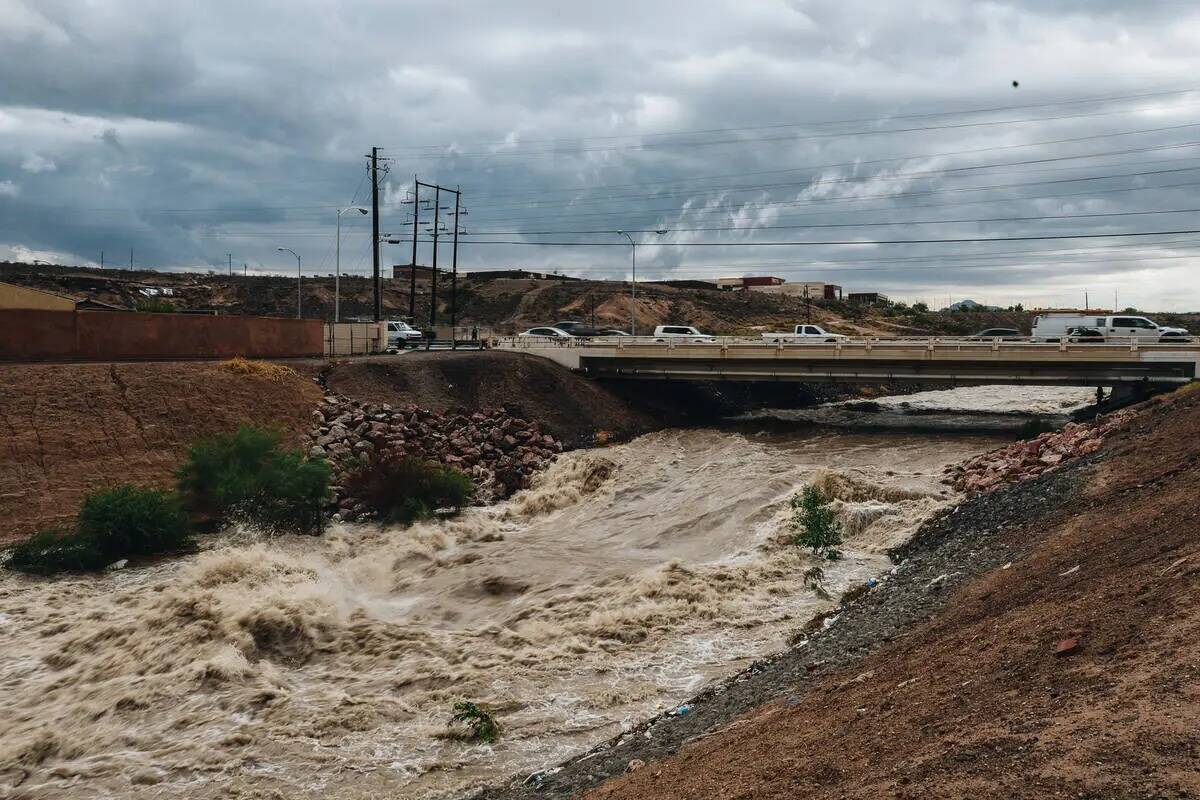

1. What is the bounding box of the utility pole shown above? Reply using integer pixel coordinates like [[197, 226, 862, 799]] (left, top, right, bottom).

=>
[[129, 249, 134, 271], [370, 146, 382, 322], [450, 187, 460, 349], [430, 186, 441, 331], [410, 179, 419, 322], [100, 251, 104, 269], [226, 253, 233, 276]]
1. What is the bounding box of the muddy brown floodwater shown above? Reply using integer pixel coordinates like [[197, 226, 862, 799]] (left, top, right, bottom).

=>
[[0, 400, 1027, 799]]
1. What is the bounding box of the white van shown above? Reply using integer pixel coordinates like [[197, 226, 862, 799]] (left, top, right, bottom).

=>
[[652, 325, 717, 343], [1031, 313, 1189, 342]]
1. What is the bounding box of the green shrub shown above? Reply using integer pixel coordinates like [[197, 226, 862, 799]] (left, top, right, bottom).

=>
[[6, 528, 106, 575], [134, 298, 176, 313], [789, 484, 843, 560], [78, 484, 191, 556], [7, 484, 190, 575], [345, 456, 473, 525], [176, 425, 331, 534], [449, 701, 501, 743]]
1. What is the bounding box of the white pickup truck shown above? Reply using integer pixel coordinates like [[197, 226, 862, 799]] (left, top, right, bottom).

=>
[[1031, 314, 1190, 342], [652, 325, 717, 343], [761, 324, 847, 343]]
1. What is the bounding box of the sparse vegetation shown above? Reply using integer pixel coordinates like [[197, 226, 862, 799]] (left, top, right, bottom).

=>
[[344, 456, 473, 524], [6, 528, 107, 574], [133, 297, 176, 313], [176, 425, 331, 533], [449, 701, 502, 743], [790, 484, 843, 560], [802, 565, 832, 600], [6, 484, 190, 574], [219, 357, 299, 382], [77, 484, 191, 556]]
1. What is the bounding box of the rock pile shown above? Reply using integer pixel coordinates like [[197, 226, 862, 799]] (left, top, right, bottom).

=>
[[300, 395, 562, 519], [944, 410, 1134, 495]]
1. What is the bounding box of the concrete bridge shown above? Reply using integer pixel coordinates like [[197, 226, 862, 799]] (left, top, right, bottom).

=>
[[495, 336, 1200, 387]]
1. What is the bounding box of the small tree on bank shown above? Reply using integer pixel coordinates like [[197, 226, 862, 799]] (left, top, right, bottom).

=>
[[790, 484, 843, 560]]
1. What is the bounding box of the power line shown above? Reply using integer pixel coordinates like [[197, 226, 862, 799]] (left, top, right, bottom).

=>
[[466, 165, 1200, 227], [388, 100, 1200, 160], [388, 86, 1199, 152], [466, 206, 1200, 237], [399, 228, 1200, 247]]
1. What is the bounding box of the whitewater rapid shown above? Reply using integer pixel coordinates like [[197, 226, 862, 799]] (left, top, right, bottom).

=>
[[0, 398, 1019, 799]]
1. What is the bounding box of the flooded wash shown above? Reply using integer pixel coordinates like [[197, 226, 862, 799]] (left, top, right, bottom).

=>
[[0, 390, 1045, 799]]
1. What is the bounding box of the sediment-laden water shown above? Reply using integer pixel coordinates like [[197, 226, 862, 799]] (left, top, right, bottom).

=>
[[0, 389, 1044, 799]]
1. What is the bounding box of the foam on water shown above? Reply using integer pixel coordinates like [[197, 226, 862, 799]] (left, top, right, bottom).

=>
[[0, 415, 1008, 799]]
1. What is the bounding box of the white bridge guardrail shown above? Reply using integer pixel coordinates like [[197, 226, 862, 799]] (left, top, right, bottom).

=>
[[495, 334, 1196, 351]]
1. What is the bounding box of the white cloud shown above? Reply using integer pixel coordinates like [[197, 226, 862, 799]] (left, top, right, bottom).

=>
[[0, 180, 19, 197], [20, 153, 55, 172]]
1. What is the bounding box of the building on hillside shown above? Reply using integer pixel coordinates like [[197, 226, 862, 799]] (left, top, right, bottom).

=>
[[712, 276, 786, 290], [848, 292, 890, 306], [0, 281, 125, 311], [752, 281, 843, 300], [462, 269, 580, 281], [392, 264, 451, 282], [0, 282, 76, 311]]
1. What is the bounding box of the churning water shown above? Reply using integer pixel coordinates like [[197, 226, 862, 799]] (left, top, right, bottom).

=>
[[0, 393, 1024, 799]]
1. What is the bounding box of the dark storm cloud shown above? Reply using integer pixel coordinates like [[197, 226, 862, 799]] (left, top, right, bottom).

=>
[[2, 0, 1199, 307]]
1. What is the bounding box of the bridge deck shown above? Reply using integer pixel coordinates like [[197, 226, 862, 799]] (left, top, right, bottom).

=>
[[495, 336, 1200, 386]]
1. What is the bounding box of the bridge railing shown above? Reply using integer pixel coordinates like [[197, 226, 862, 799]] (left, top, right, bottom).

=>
[[496, 334, 1194, 351]]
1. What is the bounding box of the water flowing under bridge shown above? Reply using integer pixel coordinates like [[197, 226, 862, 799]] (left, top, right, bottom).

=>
[[495, 336, 1200, 387]]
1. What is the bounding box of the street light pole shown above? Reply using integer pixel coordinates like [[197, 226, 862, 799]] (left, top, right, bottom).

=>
[[615, 229, 668, 336], [336, 207, 368, 323], [277, 247, 301, 319]]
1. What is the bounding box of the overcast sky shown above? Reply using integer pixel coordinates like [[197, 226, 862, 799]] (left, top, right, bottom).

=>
[[3, 0, 1200, 308]]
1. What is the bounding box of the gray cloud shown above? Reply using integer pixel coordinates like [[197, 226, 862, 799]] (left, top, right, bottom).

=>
[[1, 0, 1199, 308]]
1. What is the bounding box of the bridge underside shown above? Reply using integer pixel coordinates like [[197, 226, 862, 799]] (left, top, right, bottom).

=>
[[580, 356, 1197, 387]]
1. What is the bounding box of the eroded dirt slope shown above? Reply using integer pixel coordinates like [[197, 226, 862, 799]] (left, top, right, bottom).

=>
[[581, 387, 1200, 799], [0, 362, 320, 543]]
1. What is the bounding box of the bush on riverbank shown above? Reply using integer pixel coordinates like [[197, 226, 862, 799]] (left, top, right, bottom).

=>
[[176, 425, 331, 534], [790, 485, 843, 560], [344, 456, 474, 524], [7, 485, 191, 574]]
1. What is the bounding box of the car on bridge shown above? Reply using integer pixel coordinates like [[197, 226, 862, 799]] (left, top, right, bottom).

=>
[[554, 321, 613, 337], [968, 327, 1025, 340], [652, 325, 717, 343], [518, 326, 573, 339], [761, 324, 847, 343], [1065, 326, 1106, 343], [1033, 313, 1189, 342]]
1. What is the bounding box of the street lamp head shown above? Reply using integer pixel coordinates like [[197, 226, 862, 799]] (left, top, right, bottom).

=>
[[655, 229, 669, 235], [276, 247, 286, 252], [356, 208, 368, 215]]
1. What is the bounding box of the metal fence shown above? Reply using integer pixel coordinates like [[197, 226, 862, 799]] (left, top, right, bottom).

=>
[[324, 322, 386, 357]]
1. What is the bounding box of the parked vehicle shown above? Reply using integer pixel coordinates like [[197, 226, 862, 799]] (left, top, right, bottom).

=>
[[968, 327, 1024, 340], [518, 326, 573, 339], [1065, 326, 1106, 343], [554, 320, 607, 337], [1032, 313, 1189, 342], [386, 320, 424, 348], [597, 329, 630, 336], [652, 325, 717, 343], [761, 324, 847, 343]]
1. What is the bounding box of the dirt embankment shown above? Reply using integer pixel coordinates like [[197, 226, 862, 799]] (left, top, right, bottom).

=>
[[474, 386, 1200, 800], [0, 362, 321, 544]]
